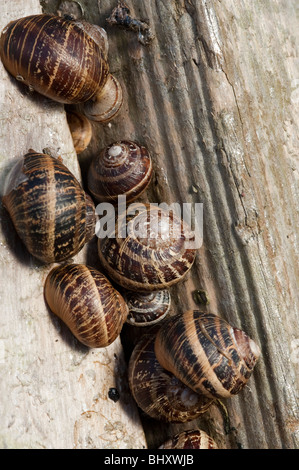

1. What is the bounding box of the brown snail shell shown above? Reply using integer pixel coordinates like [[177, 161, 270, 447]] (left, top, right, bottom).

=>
[[128, 333, 213, 422], [83, 73, 123, 123], [124, 290, 171, 326], [97, 204, 196, 291], [73, 19, 109, 60], [66, 111, 92, 154], [2, 150, 95, 264], [154, 310, 261, 399], [87, 141, 152, 203], [158, 429, 218, 449], [44, 264, 128, 348], [0, 14, 109, 104]]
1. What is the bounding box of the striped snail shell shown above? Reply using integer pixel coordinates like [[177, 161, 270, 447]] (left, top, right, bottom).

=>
[[82, 74, 123, 123], [158, 429, 218, 449], [66, 111, 92, 154], [0, 14, 109, 104], [87, 141, 152, 203], [44, 264, 128, 348], [124, 290, 171, 326], [98, 204, 196, 291], [73, 18, 109, 60], [154, 310, 261, 399], [2, 150, 95, 264], [128, 334, 213, 422]]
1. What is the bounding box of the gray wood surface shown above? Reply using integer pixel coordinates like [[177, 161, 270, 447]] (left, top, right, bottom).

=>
[[0, 0, 146, 449], [87, 0, 298, 449], [1, 0, 298, 449]]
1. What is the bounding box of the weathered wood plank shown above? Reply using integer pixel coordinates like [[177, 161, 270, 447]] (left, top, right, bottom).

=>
[[0, 0, 146, 449], [78, 0, 297, 449], [4, 0, 298, 449]]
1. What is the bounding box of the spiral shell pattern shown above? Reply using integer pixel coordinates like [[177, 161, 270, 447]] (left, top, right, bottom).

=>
[[0, 14, 109, 104], [155, 310, 261, 399], [88, 141, 152, 203], [83, 74, 123, 123], [44, 264, 128, 348], [98, 204, 196, 291], [159, 430, 218, 449], [2, 150, 95, 264], [128, 334, 213, 422], [67, 111, 92, 154], [124, 290, 171, 326]]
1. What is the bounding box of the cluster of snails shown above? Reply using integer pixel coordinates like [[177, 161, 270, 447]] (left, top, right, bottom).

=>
[[0, 12, 261, 450], [0, 14, 197, 344], [127, 311, 260, 423]]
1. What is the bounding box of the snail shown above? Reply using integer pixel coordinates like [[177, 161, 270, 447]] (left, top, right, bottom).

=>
[[128, 333, 213, 422], [2, 149, 95, 264], [0, 14, 122, 120], [87, 141, 152, 204], [82, 74, 123, 123], [158, 429, 218, 449], [154, 310, 261, 399], [66, 111, 92, 154], [44, 264, 128, 348], [124, 289, 171, 326], [97, 203, 196, 291]]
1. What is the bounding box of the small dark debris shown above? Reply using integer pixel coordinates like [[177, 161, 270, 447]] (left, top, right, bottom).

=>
[[106, 1, 154, 45], [63, 14, 75, 21], [57, 0, 84, 20], [192, 289, 210, 305], [108, 387, 120, 402]]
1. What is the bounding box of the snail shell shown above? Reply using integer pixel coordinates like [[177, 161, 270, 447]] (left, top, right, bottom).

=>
[[128, 334, 213, 422], [2, 150, 95, 264], [0, 14, 109, 104], [98, 204, 196, 291], [73, 18, 109, 60], [66, 111, 92, 154], [44, 264, 128, 348], [83, 73, 123, 123], [87, 141, 152, 203], [124, 290, 171, 326], [158, 429, 218, 449], [154, 310, 261, 399]]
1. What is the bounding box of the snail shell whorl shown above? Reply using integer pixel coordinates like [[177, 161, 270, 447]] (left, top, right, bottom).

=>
[[154, 310, 261, 399], [128, 334, 213, 422], [83, 74, 123, 123], [74, 20, 109, 60], [0, 14, 109, 104], [44, 264, 128, 348], [2, 150, 95, 264], [66, 111, 92, 154], [88, 141, 152, 203], [158, 430, 218, 449], [124, 290, 171, 326], [98, 204, 196, 291]]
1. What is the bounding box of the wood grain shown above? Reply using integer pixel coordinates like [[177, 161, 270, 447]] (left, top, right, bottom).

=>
[[0, 0, 146, 449], [1, 0, 298, 449], [73, 0, 297, 449]]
